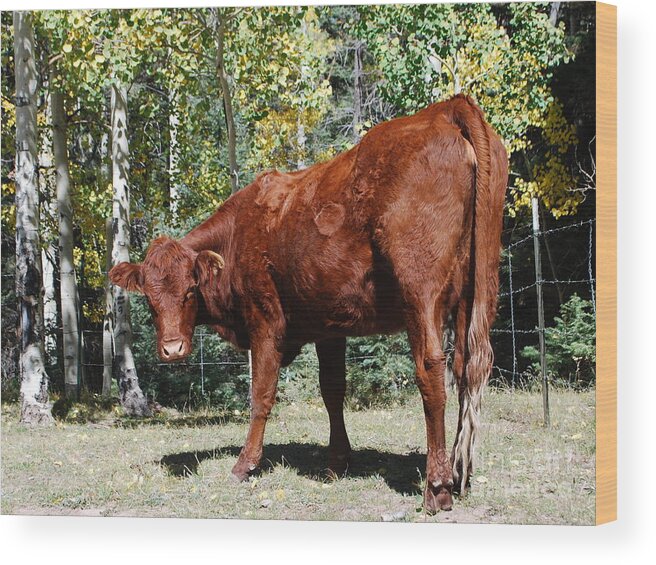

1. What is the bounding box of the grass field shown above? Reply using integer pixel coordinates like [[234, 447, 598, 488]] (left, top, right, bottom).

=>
[[0, 387, 595, 524]]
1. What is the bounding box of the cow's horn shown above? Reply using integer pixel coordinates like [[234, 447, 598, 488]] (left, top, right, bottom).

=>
[[208, 251, 225, 269]]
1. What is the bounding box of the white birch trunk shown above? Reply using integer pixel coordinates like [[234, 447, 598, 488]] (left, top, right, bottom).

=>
[[168, 88, 180, 219], [100, 90, 111, 182], [41, 246, 57, 357], [110, 82, 150, 417], [549, 2, 562, 26], [102, 217, 114, 397], [51, 78, 80, 399], [101, 93, 113, 397], [296, 120, 306, 170], [38, 83, 58, 362], [14, 11, 53, 425], [213, 11, 239, 193], [352, 41, 363, 142]]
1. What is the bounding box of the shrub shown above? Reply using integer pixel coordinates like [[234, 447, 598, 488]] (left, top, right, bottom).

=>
[[521, 294, 596, 387], [277, 345, 321, 404], [345, 334, 416, 409], [278, 335, 417, 410]]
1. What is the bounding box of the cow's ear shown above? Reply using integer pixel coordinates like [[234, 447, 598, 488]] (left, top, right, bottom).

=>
[[109, 262, 143, 293], [194, 250, 225, 286]]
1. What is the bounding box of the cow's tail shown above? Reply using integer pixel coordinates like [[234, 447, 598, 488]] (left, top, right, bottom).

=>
[[448, 95, 504, 493]]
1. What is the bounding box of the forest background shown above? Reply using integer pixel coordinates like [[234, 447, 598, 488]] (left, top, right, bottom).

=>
[[0, 2, 597, 420]]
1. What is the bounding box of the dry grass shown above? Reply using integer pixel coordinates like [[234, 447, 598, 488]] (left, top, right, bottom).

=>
[[0, 387, 595, 524]]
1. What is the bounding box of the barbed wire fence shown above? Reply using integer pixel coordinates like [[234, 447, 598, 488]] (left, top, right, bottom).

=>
[[490, 215, 596, 424]]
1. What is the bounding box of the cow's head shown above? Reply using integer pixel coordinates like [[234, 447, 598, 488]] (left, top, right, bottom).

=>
[[109, 237, 225, 362]]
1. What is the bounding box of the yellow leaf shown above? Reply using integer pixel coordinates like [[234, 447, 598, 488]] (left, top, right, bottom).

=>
[[62, 44, 72, 53]]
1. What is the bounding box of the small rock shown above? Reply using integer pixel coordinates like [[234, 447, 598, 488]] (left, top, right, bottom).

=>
[[260, 498, 272, 508], [381, 510, 406, 522]]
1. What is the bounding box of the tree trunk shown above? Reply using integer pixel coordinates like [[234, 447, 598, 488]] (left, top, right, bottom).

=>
[[14, 11, 53, 425], [38, 80, 58, 363], [352, 40, 363, 142], [214, 12, 239, 193], [168, 88, 180, 217], [41, 244, 57, 360], [51, 74, 80, 400], [296, 119, 306, 170], [100, 89, 111, 181], [101, 95, 113, 398], [110, 82, 150, 417], [102, 217, 114, 398], [549, 2, 562, 27]]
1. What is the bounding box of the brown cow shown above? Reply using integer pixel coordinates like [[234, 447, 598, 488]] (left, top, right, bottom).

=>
[[110, 94, 507, 513]]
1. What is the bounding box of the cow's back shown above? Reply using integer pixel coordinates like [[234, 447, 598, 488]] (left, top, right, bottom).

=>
[[231, 99, 482, 340]]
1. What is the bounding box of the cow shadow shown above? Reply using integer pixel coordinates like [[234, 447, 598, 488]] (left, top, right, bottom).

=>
[[158, 443, 426, 496]]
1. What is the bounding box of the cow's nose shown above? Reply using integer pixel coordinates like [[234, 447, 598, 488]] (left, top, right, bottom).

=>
[[161, 339, 185, 360]]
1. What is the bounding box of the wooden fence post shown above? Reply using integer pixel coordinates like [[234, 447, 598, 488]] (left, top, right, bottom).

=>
[[200, 333, 205, 397], [532, 196, 550, 426]]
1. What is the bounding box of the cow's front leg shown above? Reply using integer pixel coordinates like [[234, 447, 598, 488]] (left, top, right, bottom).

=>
[[316, 337, 351, 476], [231, 334, 282, 482]]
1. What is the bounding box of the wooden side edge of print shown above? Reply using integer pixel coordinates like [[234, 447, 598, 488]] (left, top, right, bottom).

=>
[[595, 1, 617, 526]]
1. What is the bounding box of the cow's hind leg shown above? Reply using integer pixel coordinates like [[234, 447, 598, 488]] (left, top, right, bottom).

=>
[[405, 296, 453, 513], [316, 338, 351, 476]]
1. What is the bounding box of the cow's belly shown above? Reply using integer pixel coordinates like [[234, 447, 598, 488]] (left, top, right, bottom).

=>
[[281, 259, 405, 341], [271, 210, 407, 341]]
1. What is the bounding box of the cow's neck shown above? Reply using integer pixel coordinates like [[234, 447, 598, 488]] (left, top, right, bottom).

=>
[[181, 196, 237, 257], [182, 197, 243, 338]]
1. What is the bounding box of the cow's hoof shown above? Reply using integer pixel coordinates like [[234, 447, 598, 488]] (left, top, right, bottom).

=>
[[230, 470, 248, 483], [424, 482, 453, 514], [231, 461, 257, 482]]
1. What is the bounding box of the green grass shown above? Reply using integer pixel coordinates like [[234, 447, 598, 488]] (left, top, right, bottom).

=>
[[0, 387, 595, 524]]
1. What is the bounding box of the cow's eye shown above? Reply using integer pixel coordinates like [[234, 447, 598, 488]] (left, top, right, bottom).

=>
[[184, 290, 195, 303]]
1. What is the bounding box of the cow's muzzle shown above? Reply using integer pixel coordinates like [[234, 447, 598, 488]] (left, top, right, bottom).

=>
[[160, 338, 189, 361]]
